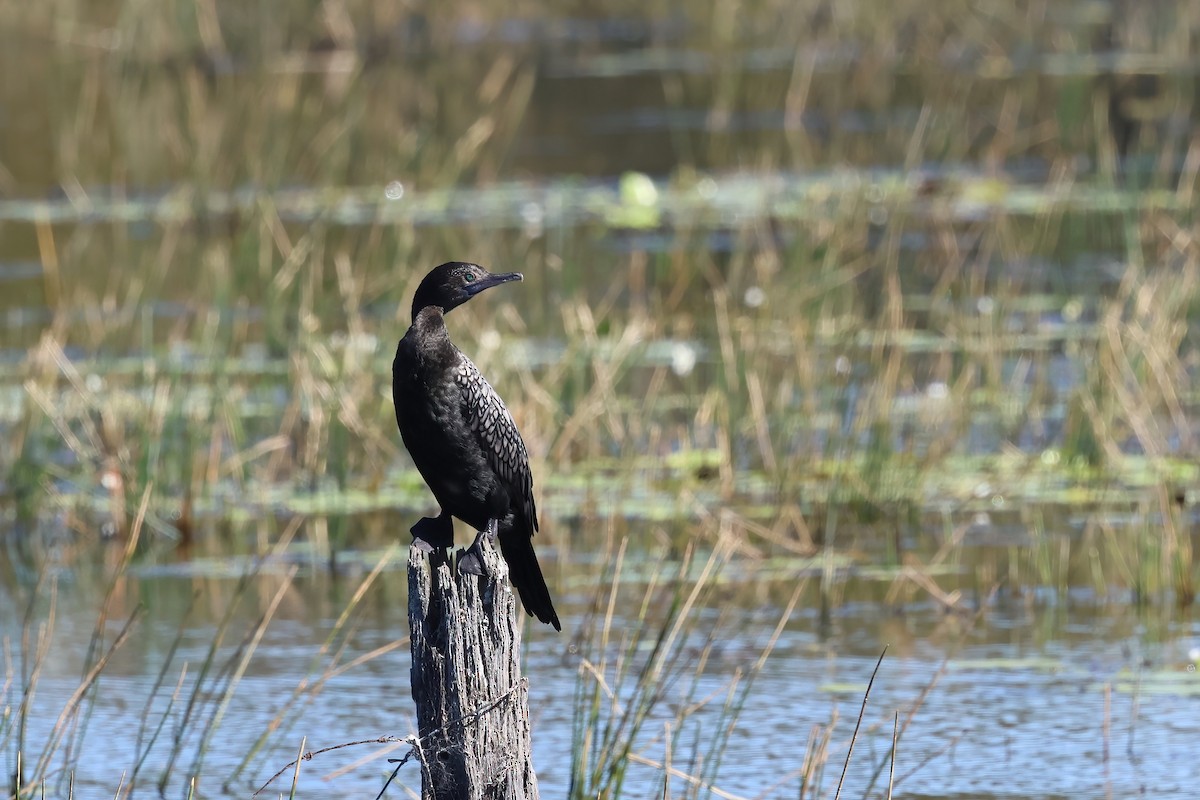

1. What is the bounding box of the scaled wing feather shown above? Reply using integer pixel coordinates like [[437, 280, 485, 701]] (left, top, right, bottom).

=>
[[454, 356, 538, 530]]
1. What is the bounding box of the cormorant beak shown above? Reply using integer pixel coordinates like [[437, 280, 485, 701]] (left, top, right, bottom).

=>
[[464, 271, 523, 298]]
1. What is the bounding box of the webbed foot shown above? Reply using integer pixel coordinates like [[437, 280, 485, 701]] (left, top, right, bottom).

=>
[[411, 514, 454, 552], [457, 518, 499, 577]]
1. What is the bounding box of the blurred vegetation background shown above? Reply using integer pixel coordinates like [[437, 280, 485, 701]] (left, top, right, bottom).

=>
[[3, 0, 1198, 557], [2, 0, 1200, 797]]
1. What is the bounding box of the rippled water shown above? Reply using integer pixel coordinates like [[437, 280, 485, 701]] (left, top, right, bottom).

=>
[[6, 526, 1199, 799]]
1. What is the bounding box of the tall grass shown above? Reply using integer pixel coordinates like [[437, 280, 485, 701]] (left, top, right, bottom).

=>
[[568, 525, 802, 800], [2, 0, 1198, 554], [0, 521, 401, 799]]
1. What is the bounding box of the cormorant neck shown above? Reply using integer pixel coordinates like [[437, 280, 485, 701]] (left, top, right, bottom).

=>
[[411, 298, 440, 323], [413, 305, 447, 332]]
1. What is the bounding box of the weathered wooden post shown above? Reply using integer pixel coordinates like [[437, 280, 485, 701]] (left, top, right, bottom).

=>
[[408, 537, 540, 800]]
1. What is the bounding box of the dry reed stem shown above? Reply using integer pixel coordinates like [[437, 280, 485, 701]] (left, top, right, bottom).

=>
[[832, 646, 887, 800]]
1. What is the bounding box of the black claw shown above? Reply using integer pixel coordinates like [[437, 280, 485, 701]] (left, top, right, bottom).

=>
[[457, 525, 494, 577], [458, 549, 487, 576], [411, 514, 454, 550]]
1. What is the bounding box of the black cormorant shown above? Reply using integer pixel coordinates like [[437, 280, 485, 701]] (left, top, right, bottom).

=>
[[393, 262, 561, 630]]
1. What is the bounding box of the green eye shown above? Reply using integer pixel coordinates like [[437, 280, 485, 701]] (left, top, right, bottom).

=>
[[464, 273, 476, 282]]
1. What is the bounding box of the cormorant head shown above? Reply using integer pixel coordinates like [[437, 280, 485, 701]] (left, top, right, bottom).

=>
[[411, 262, 523, 320]]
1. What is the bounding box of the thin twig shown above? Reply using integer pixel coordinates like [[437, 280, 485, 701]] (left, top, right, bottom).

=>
[[833, 645, 888, 800], [252, 682, 523, 797], [887, 711, 898, 799], [253, 736, 405, 797], [894, 731, 962, 787], [287, 736, 306, 799], [377, 747, 418, 800]]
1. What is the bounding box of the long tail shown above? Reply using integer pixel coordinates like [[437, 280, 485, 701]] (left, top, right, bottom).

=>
[[497, 524, 561, 631]]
